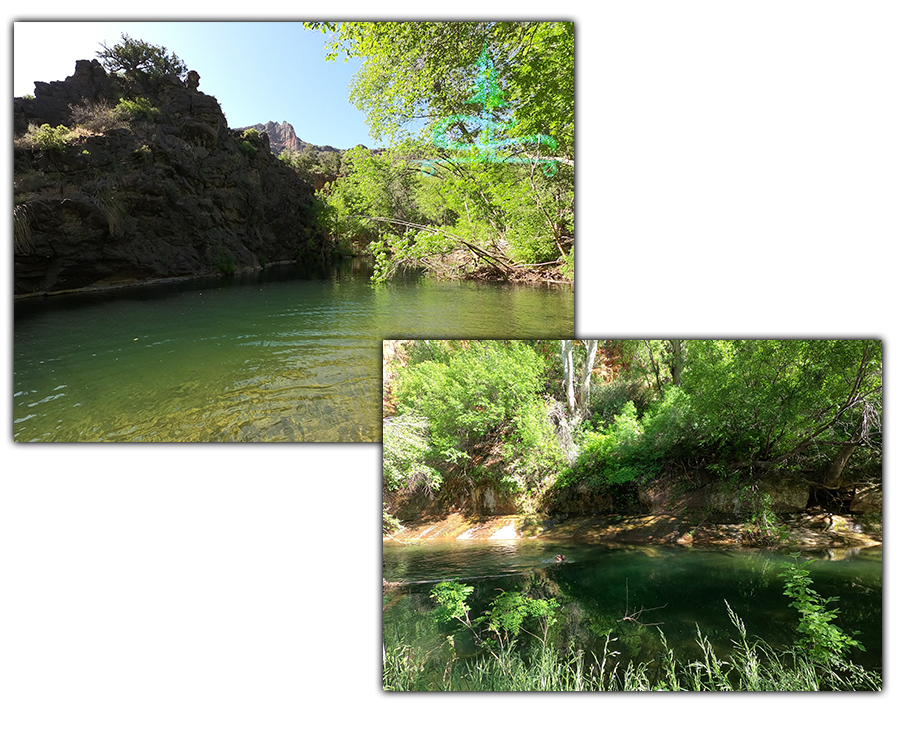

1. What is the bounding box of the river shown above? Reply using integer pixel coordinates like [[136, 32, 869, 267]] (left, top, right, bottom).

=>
[[14, 258, 574, 442], [383, 541, 882, 683]]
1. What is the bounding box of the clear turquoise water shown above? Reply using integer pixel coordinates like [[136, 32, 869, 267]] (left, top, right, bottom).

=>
[[14, 259, 574, 442], [383, 541, 882, 673]]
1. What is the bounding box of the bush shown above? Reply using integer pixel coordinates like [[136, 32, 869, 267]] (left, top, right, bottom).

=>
[[26, 123, 71, 152], [69, 99, 117, 132], [237, 139, 257, 157], [382, 414, 442, 494], [588, 377, 652, 428], [779, 554, 866, 666], [394, 341, 563, 486], [114, 96, 160, 123]]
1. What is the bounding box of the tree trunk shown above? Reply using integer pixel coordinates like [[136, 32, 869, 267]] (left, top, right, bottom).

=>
[[822, 401, 877, 487], [561, 339, 575, 415], [576, 340, 599, 412], [644, 340, 663, 393], [668, 339, 683, 387]]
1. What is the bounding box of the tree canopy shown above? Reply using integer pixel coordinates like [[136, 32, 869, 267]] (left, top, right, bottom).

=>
[[307, 21, 573, 155], [96, 33, 188, 79], [306, 22, 575, 282], [383, 339, 882, 530]]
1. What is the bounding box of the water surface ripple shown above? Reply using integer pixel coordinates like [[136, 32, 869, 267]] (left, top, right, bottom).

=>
[[14, 260, 574, 442]]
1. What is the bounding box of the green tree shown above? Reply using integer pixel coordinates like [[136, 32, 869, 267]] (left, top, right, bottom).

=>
[[307, 22, 573, 155], [307, 22, 574, 280], [96, 33, 188, 78], [394, 340, 564, 483], [683, 339, 882, 481]]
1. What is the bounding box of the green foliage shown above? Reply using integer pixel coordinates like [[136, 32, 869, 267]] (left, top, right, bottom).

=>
[[739, 484, 789, 544], [27, 123, 71, 152], [588, 378, 652, 428], [241, 128, 261, 141], [394, 341, 563, 485], [307, 21, 573, 156], [683, 339, 882, 469], [279, 147, 343, 182], [475, 589, 559, 645], [212, 248, 235, 275], [96, 33, 188, 78], [430, 581, 475, 624], [555, 385, 704, 506], [386, 596, 880, 691], [430, 581, 559, 656], [779, 554, 865, 666], [558, 400, 658, 500], [237, 139, 257, 157], [382, 414, 443, 493], [308, 22, 575, 280], [114, 96, 161, 123]]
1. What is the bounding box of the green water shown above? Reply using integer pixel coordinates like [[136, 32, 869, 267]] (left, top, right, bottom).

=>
[[14, 259, 573, 442], [383, 542, 882, 677]]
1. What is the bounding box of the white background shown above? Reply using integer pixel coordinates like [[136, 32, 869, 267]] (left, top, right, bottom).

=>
[[3, 3, 897, 725]]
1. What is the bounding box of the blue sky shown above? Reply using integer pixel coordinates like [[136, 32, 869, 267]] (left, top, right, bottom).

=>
[[13, 21, 378, 148]]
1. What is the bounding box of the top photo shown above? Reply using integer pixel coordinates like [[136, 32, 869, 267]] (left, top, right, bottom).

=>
[[13, 21, 575, 442]]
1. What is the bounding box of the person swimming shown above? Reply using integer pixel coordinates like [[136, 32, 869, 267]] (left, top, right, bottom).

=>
[[555, 554, 567, 563]]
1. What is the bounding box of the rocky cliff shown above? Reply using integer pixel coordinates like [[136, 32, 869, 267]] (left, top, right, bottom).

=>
[[13, 60, 330, 295], [236, 120, 341, 156]]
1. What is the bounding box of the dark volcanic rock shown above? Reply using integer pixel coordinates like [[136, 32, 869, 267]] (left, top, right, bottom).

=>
[[14, 62, 329, 295]]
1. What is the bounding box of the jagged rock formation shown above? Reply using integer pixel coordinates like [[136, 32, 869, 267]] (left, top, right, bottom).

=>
[[236, 120, 342, 156], [13, 60, 330, 295]]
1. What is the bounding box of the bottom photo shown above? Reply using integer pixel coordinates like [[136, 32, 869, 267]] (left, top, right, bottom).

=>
[[381, 339, 882, 691]]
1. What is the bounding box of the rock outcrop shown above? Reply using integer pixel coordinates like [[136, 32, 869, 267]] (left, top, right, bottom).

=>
[[236, 120, 342, 156], [14, 61, 330, 295]]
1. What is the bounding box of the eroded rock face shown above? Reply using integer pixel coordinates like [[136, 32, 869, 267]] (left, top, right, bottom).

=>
[[14, 62, 328, 295]]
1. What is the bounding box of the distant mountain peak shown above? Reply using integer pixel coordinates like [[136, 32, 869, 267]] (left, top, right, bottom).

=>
[[237, 120, 343, 155]]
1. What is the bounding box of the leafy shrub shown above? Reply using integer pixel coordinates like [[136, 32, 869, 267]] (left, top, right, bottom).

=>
[[212, 248, 235, 275], [237, 139, 257, 157], [114, 96, 160, 123], [26, 123, 71, 152], [588, 377, 653, 428], [779, 555, 866, 666], [382, 414, 443, 493], [394, 341, 562, 485]]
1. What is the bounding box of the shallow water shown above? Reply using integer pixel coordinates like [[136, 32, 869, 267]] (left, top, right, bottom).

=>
[[383, 541, 882, 673], [14, 259, 574, 442]]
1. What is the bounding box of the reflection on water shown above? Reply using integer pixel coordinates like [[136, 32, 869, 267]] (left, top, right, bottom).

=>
[[383, 542, 882, 672], [14, 259, 574, 442]]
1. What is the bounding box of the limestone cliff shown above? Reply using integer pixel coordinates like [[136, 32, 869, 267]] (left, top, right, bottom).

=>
[[13, 60, 330, 295]]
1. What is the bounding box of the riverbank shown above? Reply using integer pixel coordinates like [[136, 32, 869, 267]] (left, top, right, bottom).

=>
[[12, 259, 316, 300], [383, 508, 882, 552]]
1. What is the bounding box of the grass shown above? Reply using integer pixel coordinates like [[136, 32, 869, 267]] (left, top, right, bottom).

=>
[[383, 602, 881, 692]]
